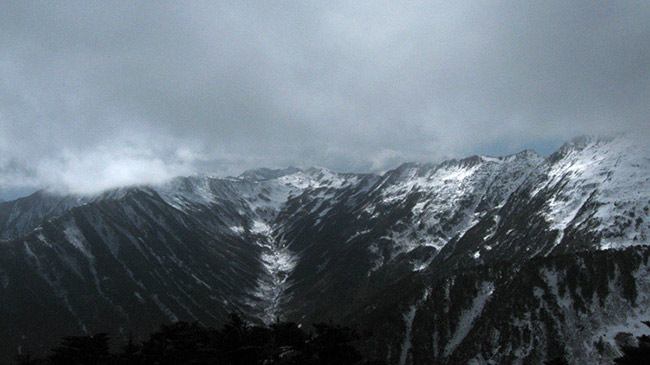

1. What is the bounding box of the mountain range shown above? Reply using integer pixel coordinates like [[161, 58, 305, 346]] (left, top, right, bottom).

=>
[[0, 135, 648, 364]]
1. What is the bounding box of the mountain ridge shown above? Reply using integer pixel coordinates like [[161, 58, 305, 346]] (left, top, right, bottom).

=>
[[0, 135, 648, 363]]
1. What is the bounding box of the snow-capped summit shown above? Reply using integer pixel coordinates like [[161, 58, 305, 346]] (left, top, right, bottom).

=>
[[238, 166, 302, 181]]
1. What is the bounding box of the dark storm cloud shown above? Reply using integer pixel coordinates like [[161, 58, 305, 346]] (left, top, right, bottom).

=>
[[1, 1, 648, 194]]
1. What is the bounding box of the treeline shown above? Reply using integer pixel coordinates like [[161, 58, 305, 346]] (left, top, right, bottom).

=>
[[14, 313, 385, 365], [13, 315, 650, 364]]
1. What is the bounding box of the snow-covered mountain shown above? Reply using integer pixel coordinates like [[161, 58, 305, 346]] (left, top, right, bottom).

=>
[[0, 135, 648, 363], [346, 136, 650, 364], [435, 136, 650, 272], [0, 167, 377, 359]]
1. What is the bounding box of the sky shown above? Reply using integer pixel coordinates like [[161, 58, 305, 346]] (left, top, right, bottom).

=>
[[1, 1, 649, 197]]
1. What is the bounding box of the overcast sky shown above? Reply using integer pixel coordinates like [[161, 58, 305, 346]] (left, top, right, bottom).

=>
[[1, 1, 648, 196]]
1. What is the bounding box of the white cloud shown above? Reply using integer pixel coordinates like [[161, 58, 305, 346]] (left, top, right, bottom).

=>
[[33, 145, 193, 195]]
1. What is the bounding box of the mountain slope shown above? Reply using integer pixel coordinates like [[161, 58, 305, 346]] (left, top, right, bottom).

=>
[[279, 150, 545, 324], [0, 168, 374, 359], [352, 247, 650, 364], [0, 136, 648, 363]]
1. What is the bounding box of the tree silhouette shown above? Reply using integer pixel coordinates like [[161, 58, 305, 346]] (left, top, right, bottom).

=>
[[13, 313, 383, 364], [139, 321, 210, 365], [14, 351, 38, 365], [47, 333, 110, 365], [614, 322, 650, 364], [544, 356, 569, 365], [117, 333, 141, 364], [308, 322, 364, 364]]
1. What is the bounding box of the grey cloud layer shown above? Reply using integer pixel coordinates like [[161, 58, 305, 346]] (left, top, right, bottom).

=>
[[1, 1, 648, 194]]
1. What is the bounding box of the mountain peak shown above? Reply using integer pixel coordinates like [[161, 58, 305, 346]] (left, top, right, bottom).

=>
[[513, 148, 541, 158], [555, 134, 617, 155], [238, 166, 302, 181], [303, 166, 340, 179], [548, 134, 637, 165]]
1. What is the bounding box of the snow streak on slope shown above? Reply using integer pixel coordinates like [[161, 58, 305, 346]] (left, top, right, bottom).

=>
[[248, 220, 297, 324], [399, 289, 431, 365], [240, 168, 364, 322], [443, 281, 494, 357]]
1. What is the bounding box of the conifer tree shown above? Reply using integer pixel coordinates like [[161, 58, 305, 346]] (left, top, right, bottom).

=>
[[544, 356, 569, 365], [47, 333, 110, 365], [614, 321, 650, 364]]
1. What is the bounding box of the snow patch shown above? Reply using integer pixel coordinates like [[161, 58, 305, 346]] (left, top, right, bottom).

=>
[[63, 223, 93, 260], [444, 282, 495, 357], [251, 220, 272, 235], [399, 289, 431, 365]]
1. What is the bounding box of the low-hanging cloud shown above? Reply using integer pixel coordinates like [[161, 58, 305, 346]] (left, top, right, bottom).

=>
[[36, 145, 192, 195], [0, 1, 648, 195]]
